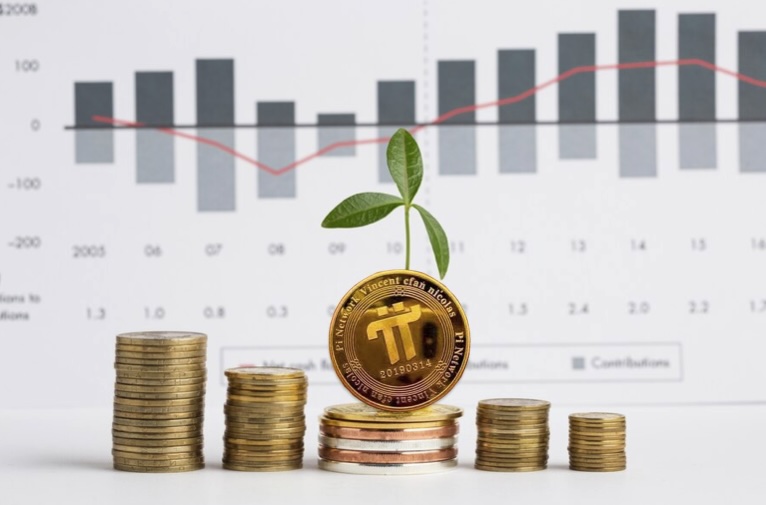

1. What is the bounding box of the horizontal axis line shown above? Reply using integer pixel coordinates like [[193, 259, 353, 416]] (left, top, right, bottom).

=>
[[64, 118, 759, 130]]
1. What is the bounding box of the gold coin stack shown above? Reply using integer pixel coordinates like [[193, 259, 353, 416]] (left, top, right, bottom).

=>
[[475, 398, 550, 472], [569, 412, 627, 472], [318, 403, 461, 475], [112, 331, 207, 473], [222, 367, 307, 471]]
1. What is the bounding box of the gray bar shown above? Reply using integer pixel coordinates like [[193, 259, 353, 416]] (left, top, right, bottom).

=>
[[497, 50, 535, 173], [318, 113, 355, 157], [258, 102, 296, 198], [740, 123, 766, 172], [679, 15, 715, 121], [498, 50, 535, 123], [74, 82, 113, 163], [378, 81, 415, 182], [559, 33, 597, 159], [619, 11, 656, 177], [438, 61, 476, 175], [499, 126, 535, 173], [680, 124, 717, 169], [619, 125, 657, 177], [739, 32, 766, 120], [197, 129, 235, 211], [739, 32, 766, 173], [679, 14, 717, 169], [196, 59, 234, 126], [136, 72, 174, 182], [196, 60, 235, 211], [619, 10, 656, 122]]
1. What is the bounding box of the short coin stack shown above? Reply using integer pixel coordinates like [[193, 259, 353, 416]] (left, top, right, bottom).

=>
[[475, 398, 550, 472], [222, 367, 307, 471], [112, 331, 207, 473], [569, 412, 627, 472], [318, 403, 461, 475]]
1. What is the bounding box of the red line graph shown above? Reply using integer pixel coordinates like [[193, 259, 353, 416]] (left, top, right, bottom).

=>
[[91, 58, 766, 176]]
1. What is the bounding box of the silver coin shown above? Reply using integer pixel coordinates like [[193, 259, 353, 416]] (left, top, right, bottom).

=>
[[318, 458, 457, 475], [318, 435, 457, 453]]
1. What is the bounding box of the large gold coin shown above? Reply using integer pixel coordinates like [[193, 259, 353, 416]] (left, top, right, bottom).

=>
[[329, 270, 469, 411]]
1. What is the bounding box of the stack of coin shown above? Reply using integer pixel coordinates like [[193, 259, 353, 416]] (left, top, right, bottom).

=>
[[112, 331, 207, 473], [475, 398, 550, 472], [569, 412, 626, 472], [222, 367, 307, 471], [318, 403, 461, 475]]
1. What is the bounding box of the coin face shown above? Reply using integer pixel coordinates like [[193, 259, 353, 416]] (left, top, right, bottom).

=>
[[329, 270, 470, 411]]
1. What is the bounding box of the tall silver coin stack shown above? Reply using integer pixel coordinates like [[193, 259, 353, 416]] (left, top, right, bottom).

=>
[[112, 331, 207, 473]]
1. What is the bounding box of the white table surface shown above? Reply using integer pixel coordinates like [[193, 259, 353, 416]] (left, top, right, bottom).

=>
[[1, 404, 764, 505]]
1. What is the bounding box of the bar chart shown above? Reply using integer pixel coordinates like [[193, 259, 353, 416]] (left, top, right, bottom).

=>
[[69, 8, 766, 212], [4, 0, 766, 410]]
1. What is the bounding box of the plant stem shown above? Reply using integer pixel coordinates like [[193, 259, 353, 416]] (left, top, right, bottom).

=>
[[404, 204, 411, 270]]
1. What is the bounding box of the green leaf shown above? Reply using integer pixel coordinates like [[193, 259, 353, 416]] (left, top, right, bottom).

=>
[[413, 204, 450, 279], [386, 128, 423, 205], [322, 193, 404, 228]]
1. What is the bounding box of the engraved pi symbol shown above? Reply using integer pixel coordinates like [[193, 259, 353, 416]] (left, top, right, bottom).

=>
[[366, 302, 422, 365]]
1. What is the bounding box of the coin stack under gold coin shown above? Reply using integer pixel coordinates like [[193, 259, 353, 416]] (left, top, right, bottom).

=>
[[318, 403, 461, 475], [474, 398, 550, 472], [222, 367, 307, 471], [569, 412, 627, 472], [112, 331, 207, 473]]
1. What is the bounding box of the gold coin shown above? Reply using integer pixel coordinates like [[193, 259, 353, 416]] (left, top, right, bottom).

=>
[[116, 342, 206, 353], [115, 382, 203, 392], [114, 463, 204, 473], [116, 369, 207, 379], [112, 436, 203, 447], [223, 448, 303, 459], [319, 417, 456, 430], [113, 455, 204, 466], [226, 389, 306, 400], [225, 367, 306, 380], [112, 428, 202, 439], [112, 449, 203, 460], [113, 409, 202, 420], [112, 444, 204, 455], [225, 431, 304, 441], [324, 403, 462, 423], [115, 390, 205, 401], [116, 331, 207, 347], [569, 412, 625, 423], [223, 460, 303, 472], [116, 376, 207, 387], [112, 415, 203, 428], [227, 383, 305, 392], [320, 424, 459, 441], [328, 270, 470, 411], [114, 363, 207, 372], [115, 356, 207, 366], [114, 396, 203, 407], [226, 394, 306, 404], [223, 410, 305, 422], [476, 415, 548, 424], [226, 445, 304, 453], [475, 463, 546, 472], [116, 349, 206, 359], [478, 398, 550, 411], [223, 450, 304, 459], [224, 427, 306, 437], [477, 454, 548, 464]]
